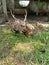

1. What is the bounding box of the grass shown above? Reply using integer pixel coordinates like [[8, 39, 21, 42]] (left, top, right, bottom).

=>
[[0, 24, 49, 65]]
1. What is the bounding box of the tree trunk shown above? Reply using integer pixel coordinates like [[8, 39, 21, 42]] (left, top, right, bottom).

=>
[[2, 0, 8, 21]]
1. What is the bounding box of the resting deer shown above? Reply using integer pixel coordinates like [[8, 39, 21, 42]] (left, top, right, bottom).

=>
[[35, 22, 48, 32], [10, 10, 36, 36]]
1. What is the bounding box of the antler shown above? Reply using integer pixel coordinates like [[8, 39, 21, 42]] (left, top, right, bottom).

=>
[[24, 9, 27, 22], [10, 9, 17, 20]]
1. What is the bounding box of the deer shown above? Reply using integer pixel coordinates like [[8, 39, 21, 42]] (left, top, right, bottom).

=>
[[10, 10, 36, 36]]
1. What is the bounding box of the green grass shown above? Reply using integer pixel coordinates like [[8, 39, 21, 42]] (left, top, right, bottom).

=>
[[0, 24, 49, 65]]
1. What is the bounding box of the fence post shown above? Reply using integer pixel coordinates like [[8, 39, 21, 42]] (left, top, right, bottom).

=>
[[2, 0, 8, 21]]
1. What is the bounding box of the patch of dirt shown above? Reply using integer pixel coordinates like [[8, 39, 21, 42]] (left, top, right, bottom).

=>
[[8, 56, 15, 62], [15, 61, 25, 65]]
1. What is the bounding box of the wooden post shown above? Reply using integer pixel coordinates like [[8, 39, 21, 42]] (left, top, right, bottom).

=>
[[2, 0, 8, 21]]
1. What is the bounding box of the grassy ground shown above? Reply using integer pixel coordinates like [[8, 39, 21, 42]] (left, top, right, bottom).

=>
[[0, 24, 49, 65]]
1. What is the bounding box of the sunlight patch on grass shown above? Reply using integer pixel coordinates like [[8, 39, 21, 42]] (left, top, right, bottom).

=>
[[32, 41, 45, 50], [3, 29, 12, 34], [12, 43, 34, 53]]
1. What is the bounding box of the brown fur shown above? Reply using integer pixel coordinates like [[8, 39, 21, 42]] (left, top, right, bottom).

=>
[[24, 24, 36, 36]]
